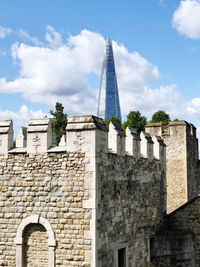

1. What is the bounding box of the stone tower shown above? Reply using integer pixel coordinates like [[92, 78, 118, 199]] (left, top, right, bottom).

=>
[[97, 38, 122, 121], [146, 121, 199, 213]]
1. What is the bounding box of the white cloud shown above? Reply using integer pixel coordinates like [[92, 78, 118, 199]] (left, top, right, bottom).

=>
[[0, 26, 12, 39], [45, 25, 62, 46], [113, 41, 160, 90], [1, 28, 200, 122], [172, 0, 200, 39], [18, 29, 42, 45], [0, 105, 45, 128], [0, 29, 161, 117]]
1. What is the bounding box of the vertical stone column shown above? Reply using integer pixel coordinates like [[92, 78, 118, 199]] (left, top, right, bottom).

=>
[[152, 136, 166, 164], [66, 115, 108, 267], [108, 122, 125, 156], [16, 127, 27, 148], [27, 118, 53, 154], [16, 244, 23, 267], [152, 135, 167, 212], [140, 131, 154, 160], [0, 120, 13, 154], [125, 127, 140, 159]]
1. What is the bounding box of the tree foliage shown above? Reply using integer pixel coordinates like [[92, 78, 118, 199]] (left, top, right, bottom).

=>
[[151, 110, 170, 126], [104, 116, 121, 130], [50, 102, 68, 144], [122, 111, 147, 133]]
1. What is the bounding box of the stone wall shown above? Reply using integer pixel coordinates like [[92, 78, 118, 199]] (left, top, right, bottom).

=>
[[95, 122, 166, 267], [0, 115, 166, 266], [97, 153, 165, 267], [146, 121, 199, 213], [150, 231, 194, 266], [0, 152, 92, 267], [186, 123, 199, 201], [166, 197, 200, 266], [151, 196, 200, 266]]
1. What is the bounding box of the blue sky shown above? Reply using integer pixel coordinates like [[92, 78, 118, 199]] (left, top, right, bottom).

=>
[[1, 0, 200, 135]]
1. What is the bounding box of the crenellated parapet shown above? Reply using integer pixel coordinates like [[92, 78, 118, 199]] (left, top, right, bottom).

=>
[[66, 115, 108, 156], [16, 127, 27, 148], [152, 135, 166, 161], [125, 127, 140, 159], [0, 116, 165, 164], [108, 121, 125, 156], [146, 121, 197, 139], [27, 118, 53, 154], [146, 120, 199, 213], [0, 120, 13, 154], [140, 131, 154, 160]]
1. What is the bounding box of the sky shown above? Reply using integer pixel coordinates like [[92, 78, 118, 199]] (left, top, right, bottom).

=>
[[1, 0, 200, 136]]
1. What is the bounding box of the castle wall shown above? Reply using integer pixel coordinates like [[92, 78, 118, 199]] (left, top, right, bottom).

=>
[[0, 152, 92, 267], [0, 115, 166, 267], [166, 197, 200, 266], [97, 153, 165, 267], [150, 230, 194, 266], [146, 121, 199, 213], [186, 123, 199, 200], [151, 196, 200, 266]]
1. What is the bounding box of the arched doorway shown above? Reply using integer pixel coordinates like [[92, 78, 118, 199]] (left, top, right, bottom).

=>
[[15, 215, 56, 267]]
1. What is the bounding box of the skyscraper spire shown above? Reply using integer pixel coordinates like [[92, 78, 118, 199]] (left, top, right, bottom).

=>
[[97, 38, 122, 121]]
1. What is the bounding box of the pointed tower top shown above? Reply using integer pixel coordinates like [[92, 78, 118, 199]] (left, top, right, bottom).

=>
[[97, 38, 122, 121], [106, 37, 113, 55], [107, 37, 112, 44]]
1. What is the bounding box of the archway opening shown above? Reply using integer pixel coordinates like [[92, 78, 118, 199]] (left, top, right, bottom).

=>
[[23, 223, 48, 267]]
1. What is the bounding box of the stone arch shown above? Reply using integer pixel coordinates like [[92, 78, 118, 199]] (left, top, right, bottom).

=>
[[15, 214, 56, 267]]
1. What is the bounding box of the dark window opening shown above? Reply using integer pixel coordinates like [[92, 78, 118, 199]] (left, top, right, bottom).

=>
[[118, 247, 126, 267]]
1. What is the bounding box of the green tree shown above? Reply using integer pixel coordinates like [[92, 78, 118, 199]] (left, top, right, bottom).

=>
[[104, 116, 121, 130], [50, 102, 68, 144], [122, 111, 147, 133], [151, 110, 170, 126]]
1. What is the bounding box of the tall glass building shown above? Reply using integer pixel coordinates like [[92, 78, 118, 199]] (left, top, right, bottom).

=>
[[97, 38, 122, 121]]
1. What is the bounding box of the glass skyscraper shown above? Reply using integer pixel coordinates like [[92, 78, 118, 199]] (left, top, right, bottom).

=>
[[97, 38, 122, 121]]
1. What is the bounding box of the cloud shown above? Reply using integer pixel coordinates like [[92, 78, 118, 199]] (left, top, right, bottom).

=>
[[0, 105, 45, 128], [0, 29, 161, 117], [120, 84, 183, 118], [113, 41, 160, 90], [18, 29, 42, 45], [1, 27, 200, 122], [172, 0, 200, 39], [0, 26, 12, 39], [45, 25, 62, 46]]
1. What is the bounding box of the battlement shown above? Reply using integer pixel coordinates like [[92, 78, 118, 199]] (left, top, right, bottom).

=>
[[146, 120, 199, 213], [0, 115, 166, 163], [146, 120, 197, 138], [0, 115, 166, 267]]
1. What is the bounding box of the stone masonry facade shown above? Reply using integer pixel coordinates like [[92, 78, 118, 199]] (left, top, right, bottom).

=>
[[0, 115, 166, 267], [146, 121, 200, 267], [146, 121, 199, 213], [2, 115, 200, 266], [0, 151, 92, 267], [97, 152, 165, 266]]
